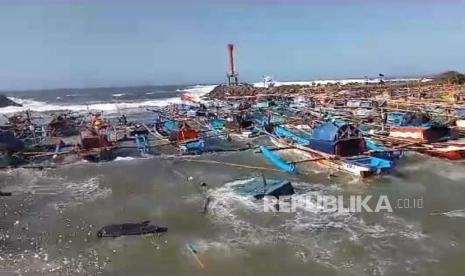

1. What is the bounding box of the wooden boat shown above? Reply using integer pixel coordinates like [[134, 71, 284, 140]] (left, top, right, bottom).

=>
[[47, 113, 80, 137], [383, 113, 465, 160], [154, 119, 206, 153], [78, 129, 115, 162], [262, 122, 393, 177], [424, 144, 465, 160], [0, 130, 27, 167], [232, 176, 295, 199], [389, 126, 450, 142], [78, 114, 115, 162]]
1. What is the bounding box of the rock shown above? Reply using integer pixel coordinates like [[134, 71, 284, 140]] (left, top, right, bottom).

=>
[[206, 84, 311, 99], [0, 95, 22, 108], [434, 71, 465, 85]]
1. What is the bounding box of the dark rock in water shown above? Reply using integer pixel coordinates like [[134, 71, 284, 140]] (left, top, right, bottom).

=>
[[0, 95, 22, 108], [97, 220, 168, 238]]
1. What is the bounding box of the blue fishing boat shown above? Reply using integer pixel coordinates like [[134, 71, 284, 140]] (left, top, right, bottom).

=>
[[179, 139, 205, 154], [364, 137, 404, 161], [274, 125, 310, 146], [206, 118, 230, 140], [208, 118, 226, 130], [263, 122, 394, 177]]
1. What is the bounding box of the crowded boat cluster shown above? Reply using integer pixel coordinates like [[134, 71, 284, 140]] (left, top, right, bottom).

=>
[[1, 76, 465, 178]]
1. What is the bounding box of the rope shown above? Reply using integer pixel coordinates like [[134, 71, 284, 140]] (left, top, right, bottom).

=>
[[181, 159, 282, 172]]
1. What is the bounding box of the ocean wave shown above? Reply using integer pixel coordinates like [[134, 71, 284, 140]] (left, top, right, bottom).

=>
[[0, 84, 217, 114], [196, 177, 433, 274], [0, 96, 183, 114], [0, 169, 111, 211], [177, 84, 217, 97]]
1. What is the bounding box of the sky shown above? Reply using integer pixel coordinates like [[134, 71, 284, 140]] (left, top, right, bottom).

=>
[[0, 0, 465, 90]]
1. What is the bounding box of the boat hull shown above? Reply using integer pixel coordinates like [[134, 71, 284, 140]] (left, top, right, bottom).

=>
[[425, 147, 465, 160], [270, 138, 390, 178]]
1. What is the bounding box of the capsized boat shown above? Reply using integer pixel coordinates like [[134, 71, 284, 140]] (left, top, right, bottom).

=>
[[232, 176, 295, 199]]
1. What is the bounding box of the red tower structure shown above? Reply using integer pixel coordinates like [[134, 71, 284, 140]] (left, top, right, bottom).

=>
[[226, 44, 239, 86]]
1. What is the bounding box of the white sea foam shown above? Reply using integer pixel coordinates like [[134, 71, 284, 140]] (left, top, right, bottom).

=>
[[253, 78, 431, 88], [0, 96, 182, 114], [113, 155, 153, 162], [0, 169, 110, 206], [199, 177, 433, 273], [440, 209, 465, 218], [111, 93, 127, 97], [114, 156, 137, 162], [0, 84, 217, 114], [177, 84, 218, 97]]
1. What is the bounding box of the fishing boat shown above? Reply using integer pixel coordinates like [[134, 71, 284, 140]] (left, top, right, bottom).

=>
[[206, 118, 230, 140], [383, 112, 465, 160], [263, 122, 393, 177], [423, 142, 465, 160], [78, 129, 114, 162], [223, 113, 259, 139], [364, 137, 404, 161], [154, 118, 206, 153], [346, 99, 379, 119], [0, 130, 27, 167], [232, 176, 295, 199], [47, 112, 81, 137], [78, 113, 115, 162]]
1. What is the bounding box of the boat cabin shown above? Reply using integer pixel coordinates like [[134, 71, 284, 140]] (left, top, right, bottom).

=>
[[308, 121, 365, 156]]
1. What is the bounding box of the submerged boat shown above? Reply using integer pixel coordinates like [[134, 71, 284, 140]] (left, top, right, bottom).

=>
[[232, 177, 295, 199]]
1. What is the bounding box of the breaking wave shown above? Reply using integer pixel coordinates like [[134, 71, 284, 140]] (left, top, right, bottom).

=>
[[0, 169, 111, 208], [189, 177, 435, 275], [0, 84, 217, 114], [111, 93, 128, 97], [177, 84, 217, 96], [0, 96, 182, 114]]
